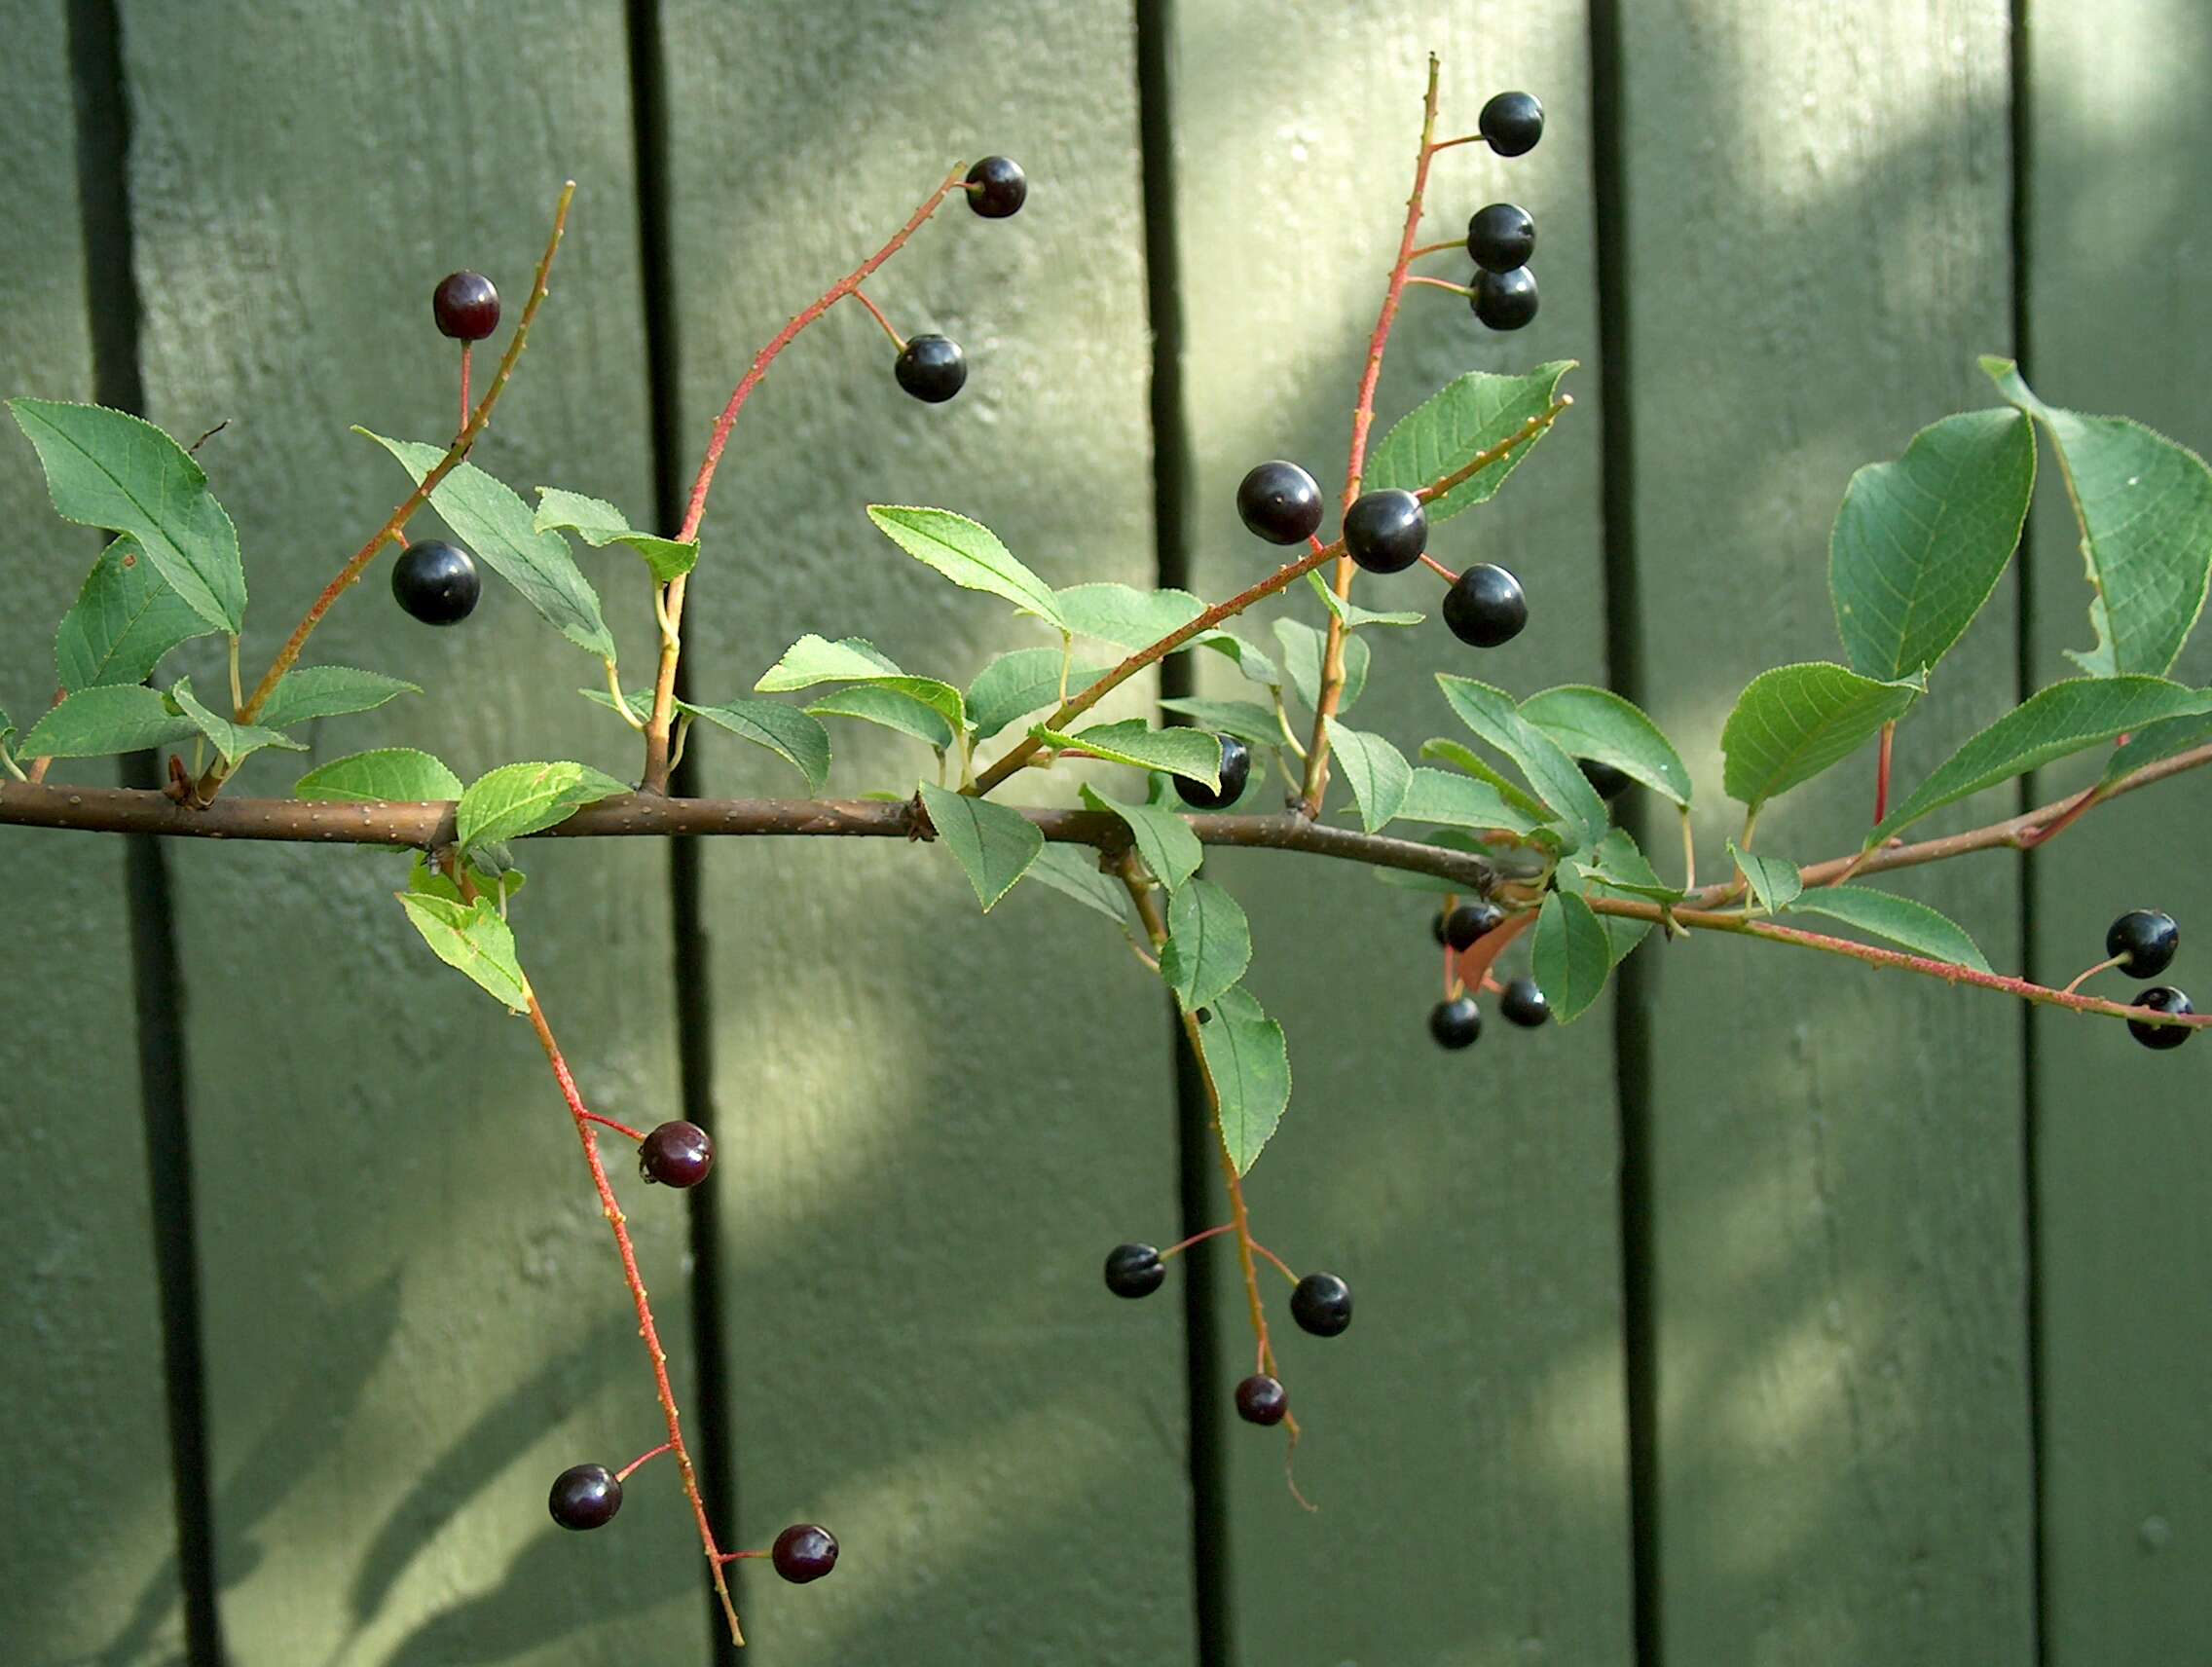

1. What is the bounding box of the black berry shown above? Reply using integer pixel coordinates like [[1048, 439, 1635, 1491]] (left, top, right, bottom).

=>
[[391, 539, 480, 625], [1235, 1374, 1289, 1426], [638, 1120, 714, 1188], [1499, 977, 1550, 1028], [2129, 986, 2194, 1051], [1429, 995, 1482, 1050], [1445, 900, 1504, 951], [1479, 91, 1545, 157], [965, 156, 1027, 218], [1473, 266, 1539, 331], [2106, 909, 2179, 979], [1431, 908, 1450, 946], [548, 1463, 622, 1531], [1290, 1272, 1353, 1338], [1343, 489, 1428, 574], [1579, 759, 1633, 799], [1236, 460, 1324, 545], [895, 334, 967, 402], [772, 1523, 839, 1583], [1175, 734, 1251, 811], [1104, 1242, 1165, 1299], [432, 271, 501, 341], [1466, 203, 1536, 273], [1442, 563, 1528, 648]]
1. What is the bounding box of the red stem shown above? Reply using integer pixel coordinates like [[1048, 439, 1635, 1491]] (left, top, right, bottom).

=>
[[582, 1109, 647, 1141], [845, 286, 904, 349], [1160, 1222, 1235, 1259], [616, 1440, 674, 1482], [459, 343, 471, 433], [1873, 721, 1895, 825]]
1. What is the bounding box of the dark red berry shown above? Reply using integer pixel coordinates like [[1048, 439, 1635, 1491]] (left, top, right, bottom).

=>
[[1343, 489, 1427, 574], [432, 271, 500, 342], [2106, 909, 2179, 979], [1473, 266, 1539, 331], [1236, 460, 1324, 545], [1466, 203, 1536, 273], [639, 1120, 714, 1188], [895, 334, 967, 402], [2129, 986, 2194, 1050], [1499, 977, 1550, 1028], [1235, 1374, 1289, 1426], [1579, 759, 1633, 799], [1442, 564, 1527, 647], [1290, 1272, 1352, 1338], [965, 155, 1027, 218], [772, 1523, 839, 1583], [1479, 91, 1545, 157], [1175, 734, 1250, 811], [1429, 996, 1482, 1050], [548, 1463, 622, 1531], [1445, 900, 1503, 951], [391, 539, 480, 625], [1104, 1242, 1165, 1299]]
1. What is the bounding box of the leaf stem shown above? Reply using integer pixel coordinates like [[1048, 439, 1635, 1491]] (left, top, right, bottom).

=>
[[845, 286, 904, 350], [1872, 720, 1896, 826]]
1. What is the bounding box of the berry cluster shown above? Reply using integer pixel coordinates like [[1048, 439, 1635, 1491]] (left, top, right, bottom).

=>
[[1427, 898, 1554, 1050], [2094, 908, 2194, 1050], [1466, 92, 1544, 333]]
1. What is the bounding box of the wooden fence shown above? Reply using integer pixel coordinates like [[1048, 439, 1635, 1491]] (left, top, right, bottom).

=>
[[3, 1, 2207, 1662]]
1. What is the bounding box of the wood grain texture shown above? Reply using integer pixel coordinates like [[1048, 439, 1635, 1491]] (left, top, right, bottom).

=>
[[112, 3, 704, 1661], [0, 5, 189, 1662], [2022, 2, 2212, 1657], [1166, 8, 1637, 1662], [655, 4, 1197, 1661], [1615, 2, 2036, 1659]]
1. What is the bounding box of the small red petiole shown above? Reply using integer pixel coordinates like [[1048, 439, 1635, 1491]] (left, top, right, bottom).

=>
[[1159, 1222, 1236, 1260], [581, 1109, 647, 1141], [615, 1441, 673, 1482], [458, 343, 472, 432], [1404, 274, 1473, 298], [2060, 953, 2127, 996], [714, 1548, 769, 1565], [1407, 238, 1465, 259], [846, 286, 905, 350], [1249, 1241, 1298, 1286], [1427, 132, 1488, 153], [1872, 721, 1895, 825], [1419, 551, 1459, 583]]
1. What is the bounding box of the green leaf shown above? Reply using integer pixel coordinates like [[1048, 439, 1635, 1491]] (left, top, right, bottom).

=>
[[1519, 685, 1692, 807], [1365, 361, 1575, 521], [1157, 697, 1281, 748], [1196, 630, 1280, 689], [1274, 618, 1369, 714], [1985, 357, 2212, 676], [1531, 889, 1612, 1023], [456, 760, 632, 853], [867, 505, 1066, 629], [1021, 843, 1128, 923], [1081, 783, 1202, 892], [393, 892, 531, 1012], [805, 685, 954, 753], [18, 684, 199, 759], [1728, 841, 1803, 912], [581, 685, 655, 723], [1435, 674, 1608, 852], [1719, 661, 1924, 814], [1197, 985, 1290, 1175], [1322, 720, 1411, 831], [1786, 884, 1992, 973], [1304, 569, 1424, 628], [10, 399, 246, 632], [533, 487, 698, 581], [1033, 719, 1221, 788], [682, 699, 832, 792], [1871, 675, 2212, 845], [55, 536, 215, 690], [1160, 877, 1251, 1014], [1419, 738, 1556, 825], [754, 634, 966, 732], [967, 648, 1109, 740], [918, 780, 1043, 909], [1056, 582, 1203, 648], [256, 666, 421, 729], [295, 748, 463, 801], [1829, 408, 2035, 680], [357, 430, 617, 660], [1553, 830, 1660, 963], [1398, 765, 1548, 835], [167, 677, 304, 768], [2103, 706, 2212, 786]]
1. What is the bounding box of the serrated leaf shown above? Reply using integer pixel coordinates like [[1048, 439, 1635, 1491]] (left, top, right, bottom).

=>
[[1570, 833, 1683, 903], [1157, 697, 1281, 748], [1531, 888, 1612, 1022], [1365, 361, 1575, 521], [295, 748, 463, 801], [1871, 676, 2212, 845], [1419, 738, 1556, 825], [868, 505, 1066, 629], [357, 429, 617, 660], [1519, 685, 1692, 807], [967, 648, 1110, 740], [1436, 675, 1607, 853], [755, 634, 966, 731], [55, 536, 215, 690], [1022, 843, 1128, 923], [256, 666, 421, 729], [1196, 630, 1280, 689], [1160, 877, 1251, 1014], [10, 399, 245, 632], [393, 892, 530, 1011], [1398, 765, 1548, 835], [168, 677, 304, 768], [1985, 357, 2212, 676], [1305, 569, 1423, 628], [407, 850, 525, 908], [581, 685, 654, 722], [1056, 581, 1203, 648], [1728, 841, 1803, 912], [1197, 985, 1289, 1175], [805, 685, 954, 752], [918, 780, 1043, 909], [1274, 618, 1369, 714], [1830, 408, 2035, 680], [456, 760, 632, 853], [1719, 661, 1924, 814], [2102, 706, 2212, 785], [1034, 719, 1221, 788], [1786, 884, 1991, 973], [533, 487, 698, 581], [682, 698, 831, 791], [19, 684, 199, 759], [1553, 830, 1659, 963], [1322, 719, 1411, 831], [1081, 783, 1202, 892]]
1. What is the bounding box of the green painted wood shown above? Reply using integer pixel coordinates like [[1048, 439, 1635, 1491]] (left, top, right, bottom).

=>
[[1168, 10, 1636, 1661], [1617, 3, 2035, 1659], [654, 5, 1197, 1660], [114, 4, 705, 1661], [0, 7, 191, 1663], [2023, 3, 2212, 1656]]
